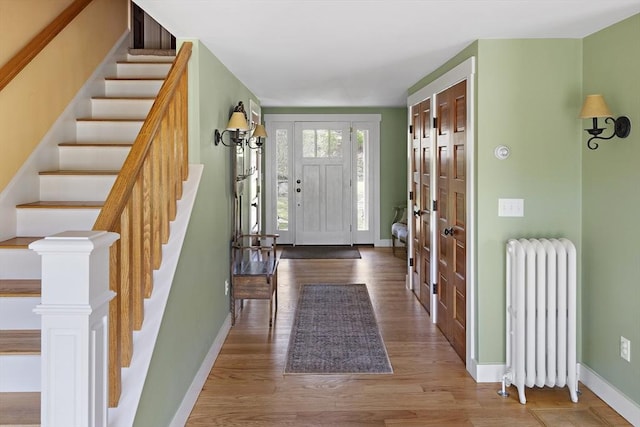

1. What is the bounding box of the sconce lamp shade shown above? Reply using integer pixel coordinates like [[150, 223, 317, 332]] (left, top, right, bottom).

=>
[[226, 112, 249, 131], [252, 124, 268, 138], [579, 94, 613, 118]]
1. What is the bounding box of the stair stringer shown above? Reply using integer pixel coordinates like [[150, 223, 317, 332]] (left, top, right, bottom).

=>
[[107, 164, 203, 427], [0, 30, 130, 242]]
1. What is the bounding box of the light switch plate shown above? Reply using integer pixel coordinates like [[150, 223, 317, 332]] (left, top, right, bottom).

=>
[[498, 198, 524, 217]]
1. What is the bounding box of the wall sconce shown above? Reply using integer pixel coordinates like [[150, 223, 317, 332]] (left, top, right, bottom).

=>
[[579, 94, 631, 150], [247, 124, 267, 150], [214, 102, 250, 147]]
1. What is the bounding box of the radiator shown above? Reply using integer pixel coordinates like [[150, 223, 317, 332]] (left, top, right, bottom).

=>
[[502, 238, 578, 404]]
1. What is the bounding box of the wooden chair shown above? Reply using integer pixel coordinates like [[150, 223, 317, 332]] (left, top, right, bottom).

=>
[[230, 234, 279, 326]]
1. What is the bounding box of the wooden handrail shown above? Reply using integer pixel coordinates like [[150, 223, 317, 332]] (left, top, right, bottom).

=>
[[93, 42, 192, 231], [93, 41, 192, 406], [0, 0, 93, 92]]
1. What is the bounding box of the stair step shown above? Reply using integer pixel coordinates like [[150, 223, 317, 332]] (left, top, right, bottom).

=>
[[38, 170, 118, 202], [0, 237, 41, 249], [104, 78, 164, 97], [16, 203, 101, 236], [0, 331, 40, 355], [58, 143, 131, 170], [17, 201, 103, 208], [38, 170, 119, 176], [116, 61, 172, 78], [0, 392, 40, 426], [76, 117, 144, 143], [0, 238, 42, 280], [0, 280, 40, 297], [90, 97, 154, 119], [58, 142, 133, 147], [127, 49, 176, 61]]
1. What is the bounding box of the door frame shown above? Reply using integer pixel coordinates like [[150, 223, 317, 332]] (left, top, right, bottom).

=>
[[407, 57, 476, 377], [264, 114, 381, 245]]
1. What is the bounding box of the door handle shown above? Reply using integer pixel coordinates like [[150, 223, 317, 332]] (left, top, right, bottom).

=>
[[444, 227, 454, 236], [413, 209, 421, 217]]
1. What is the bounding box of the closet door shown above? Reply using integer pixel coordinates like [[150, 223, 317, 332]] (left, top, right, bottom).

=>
[[418, 100, 433, 313], [436, 80, 467, 361], [410, 104, 421, 301]]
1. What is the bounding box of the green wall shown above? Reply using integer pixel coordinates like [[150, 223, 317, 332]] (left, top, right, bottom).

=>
[[409, 39, 583, 363], [475, 39, 583, 362], [582, 14, 640, 405], [133, 40, 259, 426], [262, 107, 407, 240]]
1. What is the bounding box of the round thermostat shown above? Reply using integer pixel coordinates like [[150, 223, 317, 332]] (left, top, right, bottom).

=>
[[494, 145, 510, 160]]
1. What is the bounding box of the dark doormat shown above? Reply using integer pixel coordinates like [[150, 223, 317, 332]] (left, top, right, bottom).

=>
[[280, 245, 361, 259], [285, 283, 392, 374]]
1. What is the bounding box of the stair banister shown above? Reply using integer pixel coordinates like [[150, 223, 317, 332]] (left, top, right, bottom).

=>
[[92, 41, 192, 407]]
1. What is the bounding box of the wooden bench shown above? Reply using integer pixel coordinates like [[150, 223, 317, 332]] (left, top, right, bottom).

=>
[[231, 234, 279, 327]]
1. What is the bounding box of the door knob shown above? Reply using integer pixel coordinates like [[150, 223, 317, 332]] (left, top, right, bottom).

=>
[[444, 227, 454, 236], [296, 179, 301, 184], [296, 188, 301, 193]]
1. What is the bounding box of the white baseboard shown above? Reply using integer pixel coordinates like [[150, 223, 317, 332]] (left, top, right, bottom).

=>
[[578, 363, 640, 426], [471, 360, 506, 383], [170, 314, 232, 427]]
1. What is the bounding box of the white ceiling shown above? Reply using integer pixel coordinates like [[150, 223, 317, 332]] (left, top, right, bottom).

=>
[[135, 0, 640, 107]]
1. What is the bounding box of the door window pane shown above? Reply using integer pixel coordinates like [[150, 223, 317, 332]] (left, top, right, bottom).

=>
[[302, 129, 343, 158], [356, 129, 369, 231], [276, 129, 289, 230]]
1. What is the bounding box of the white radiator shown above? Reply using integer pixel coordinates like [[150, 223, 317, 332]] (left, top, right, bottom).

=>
[[502, 238, 578, 404]]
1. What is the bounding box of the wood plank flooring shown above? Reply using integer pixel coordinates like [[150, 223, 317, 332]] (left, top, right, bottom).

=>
[[187, 247, 630, 426]]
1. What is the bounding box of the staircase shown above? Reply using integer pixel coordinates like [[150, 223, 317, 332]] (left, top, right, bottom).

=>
[[0, 52, 175, 426]]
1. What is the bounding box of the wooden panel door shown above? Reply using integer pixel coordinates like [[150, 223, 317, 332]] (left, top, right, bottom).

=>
[[418, 100, 432, 313], [410, 105, 421, 300], [436, 80, 467, 361]]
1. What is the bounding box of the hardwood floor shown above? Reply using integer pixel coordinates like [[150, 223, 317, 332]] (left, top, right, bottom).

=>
[[186, 247, 630, 426]]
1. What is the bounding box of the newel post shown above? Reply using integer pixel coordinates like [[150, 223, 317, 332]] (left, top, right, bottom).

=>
[[30, 231, 119, 427]]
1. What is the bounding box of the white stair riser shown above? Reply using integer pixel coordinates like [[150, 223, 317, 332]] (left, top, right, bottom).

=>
[[116, 62, 171, 78], [17, 209, 100, 236], [0, 249, 41, 279], [59, 145, 131, 170], [76, 120, 143, 143], [39, 175, 116, 201], [91, 98, 154, 119], [0, 355, 40, 392], [127, 54, 175, 63], [104, 79, 163, 97], [0, 298, 40, 329]]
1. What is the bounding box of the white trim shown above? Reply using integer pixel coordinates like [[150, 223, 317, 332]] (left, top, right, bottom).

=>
[[406, 57, 477, 378], [579, 363, 640, 426], [266, 114, 381, 123], [264, 114, 381, 245], [169, 314, 232, 427], [108, 164, 203, 427], [472, 361, 507, 383], [407, 58, 475, 107]]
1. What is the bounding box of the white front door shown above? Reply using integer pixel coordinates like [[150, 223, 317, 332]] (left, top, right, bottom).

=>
[[294, 122, 352, 245]]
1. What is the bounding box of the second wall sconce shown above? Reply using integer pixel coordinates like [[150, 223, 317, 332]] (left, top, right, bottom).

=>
[[579, 94, 631, 150], [215, 102, 250, 147], [247, 124, 267, 150], [214, 101, 268, 149]]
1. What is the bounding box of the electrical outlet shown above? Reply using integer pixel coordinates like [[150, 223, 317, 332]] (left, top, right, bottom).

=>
[[224, 280, 229, 296], [620, 336, 631, 362]]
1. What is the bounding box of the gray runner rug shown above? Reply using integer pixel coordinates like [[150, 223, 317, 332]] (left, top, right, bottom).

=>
[[285, 283, 393, 374]]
